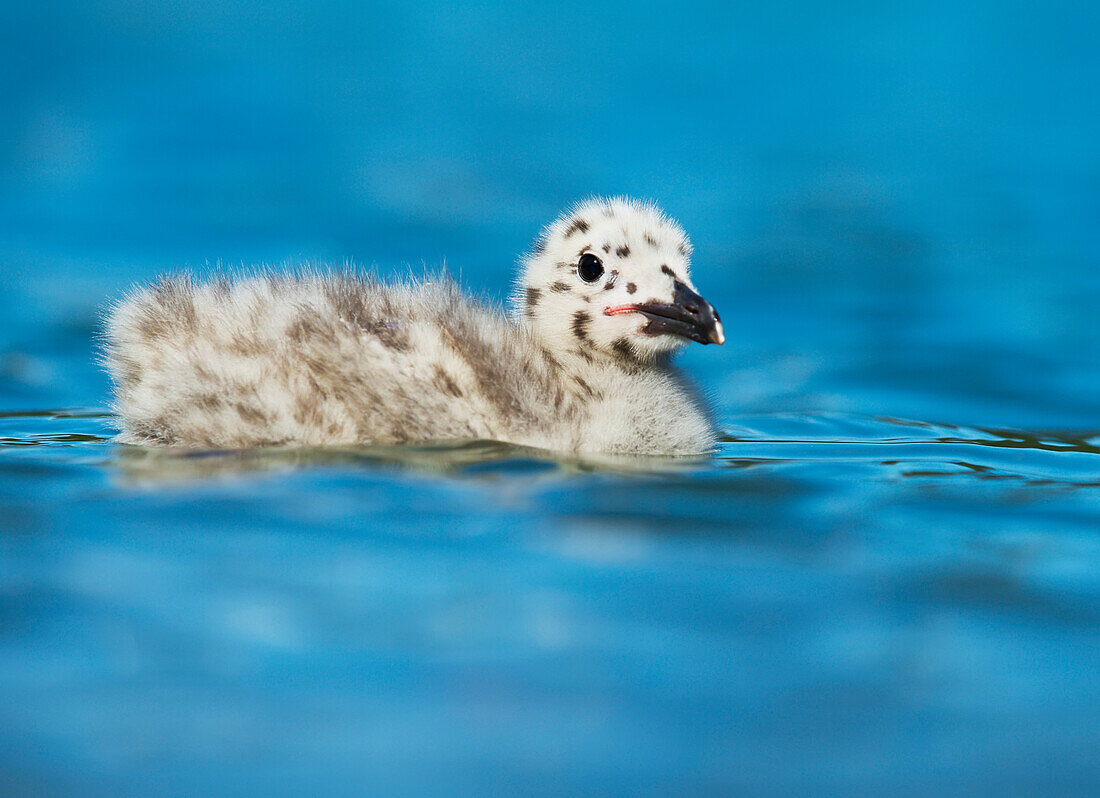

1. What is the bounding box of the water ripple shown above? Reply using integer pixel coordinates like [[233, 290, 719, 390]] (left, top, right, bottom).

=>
[[2, 409, 1098, 489]]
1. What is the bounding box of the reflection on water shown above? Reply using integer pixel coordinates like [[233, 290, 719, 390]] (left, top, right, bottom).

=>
[[3, 409, 1100, 793], [112, 439, 713, 485], [9, 409, 1098, 487], [723, 414, 1100, 488], [4, 0, 1100, 788]]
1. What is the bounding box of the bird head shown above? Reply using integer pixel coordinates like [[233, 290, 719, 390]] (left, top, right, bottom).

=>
[[514, 197, 724, 364]]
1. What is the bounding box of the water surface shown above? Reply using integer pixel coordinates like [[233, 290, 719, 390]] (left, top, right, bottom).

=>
[[3, 0, 1100, 794], [3, 409, 1100, 795]]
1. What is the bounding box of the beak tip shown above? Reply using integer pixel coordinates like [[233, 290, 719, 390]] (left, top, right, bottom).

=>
[[709, 320, 725, 345]]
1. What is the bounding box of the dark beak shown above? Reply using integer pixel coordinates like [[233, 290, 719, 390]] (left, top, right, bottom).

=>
[[605, 281, 725, 345]]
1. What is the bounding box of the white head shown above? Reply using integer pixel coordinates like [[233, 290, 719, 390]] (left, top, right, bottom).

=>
[[514, 197, 724, 365]]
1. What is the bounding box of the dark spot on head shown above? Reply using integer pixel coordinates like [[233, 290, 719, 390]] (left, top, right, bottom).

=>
[[603, 270, 618, 290], [615, 245, 631, 259], [550, 281, 571, 293], [602, 243, 611, 253], [532, 237, 547, 255], [526, 287, 541, 311], [661, 265, 677, 279], [563, 218, 590, 238], [643, 233, 658, 247], [572, 310, 591, 342], [678, 242, 689, 256], [626, 282, 637, 294]]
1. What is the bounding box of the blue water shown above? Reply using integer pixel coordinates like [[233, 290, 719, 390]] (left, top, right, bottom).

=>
[[3, 1, 1100, 794]]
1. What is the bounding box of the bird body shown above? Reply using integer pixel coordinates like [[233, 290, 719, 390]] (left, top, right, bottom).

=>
[[105, 198, 724, 456]]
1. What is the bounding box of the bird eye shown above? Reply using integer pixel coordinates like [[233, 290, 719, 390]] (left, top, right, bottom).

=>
[[577, 253, 604, 283]]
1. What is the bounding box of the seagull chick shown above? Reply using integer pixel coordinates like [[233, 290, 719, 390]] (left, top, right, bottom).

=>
[[104, 197, 725, 455]]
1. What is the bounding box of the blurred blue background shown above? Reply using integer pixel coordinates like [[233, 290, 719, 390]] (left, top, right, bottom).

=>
[[3, 1, 1100, 795]]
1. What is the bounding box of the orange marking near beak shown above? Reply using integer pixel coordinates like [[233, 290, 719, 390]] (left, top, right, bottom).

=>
[[603, 305, 640, 316]]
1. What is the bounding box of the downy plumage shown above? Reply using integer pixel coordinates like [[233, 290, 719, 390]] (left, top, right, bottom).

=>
[[103, 197, 724, 455]]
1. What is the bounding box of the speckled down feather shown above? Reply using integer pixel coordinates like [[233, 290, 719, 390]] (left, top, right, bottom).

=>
[[103, 198, 722, 455]]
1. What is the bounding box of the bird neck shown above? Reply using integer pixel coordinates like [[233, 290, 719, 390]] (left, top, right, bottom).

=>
[[555, 341, 661, 376], [515, 317, 662, 374]]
